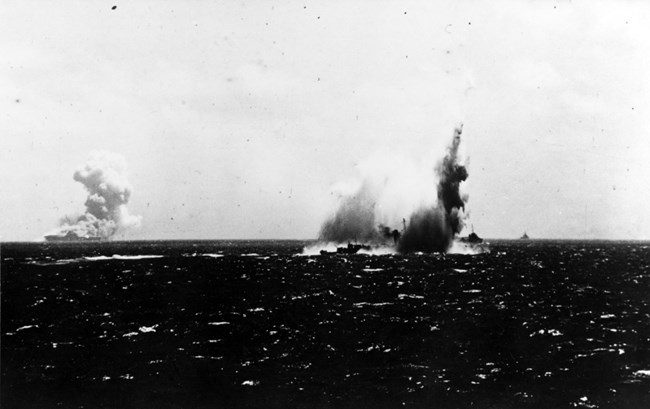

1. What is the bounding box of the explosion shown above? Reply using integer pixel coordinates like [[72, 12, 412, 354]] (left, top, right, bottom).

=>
[[318, 125, 470, 253], [398, 125, 468, 253], [44, 151, 142, 240], [319, 180, 380, 244]]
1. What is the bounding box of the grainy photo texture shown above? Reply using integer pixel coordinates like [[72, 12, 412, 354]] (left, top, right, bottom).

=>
[[1, 1, 650, 408]]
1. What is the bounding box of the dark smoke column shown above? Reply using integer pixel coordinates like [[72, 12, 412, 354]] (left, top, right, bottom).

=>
[[398, 125, 468, 253], [318, 181, 380, 243]]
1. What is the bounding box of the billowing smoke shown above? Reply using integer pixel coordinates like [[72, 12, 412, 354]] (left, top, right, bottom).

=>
[[319, 181, 381, 243], [398, 125, 468, 252], [318, 125, 469, 253], [45, 151, 142, 240], [436, 125, 468, 234], [378, 224, 401, 244]]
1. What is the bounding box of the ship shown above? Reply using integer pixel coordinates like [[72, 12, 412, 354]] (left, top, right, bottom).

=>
[[44, 231, 103, 242], [320, 242, 371, 256], [520, 232, 530, 240], [460, 232, 483, 243], [459, 225, 483, 243]]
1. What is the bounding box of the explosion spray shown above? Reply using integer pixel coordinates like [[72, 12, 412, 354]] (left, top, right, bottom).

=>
[[398, 125, 468, 253], [44, 151, 142, 240], [318, 125, 469, 253], [318, 180, 381, 243]]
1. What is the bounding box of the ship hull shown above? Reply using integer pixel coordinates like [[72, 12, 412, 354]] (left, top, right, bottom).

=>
[[44, 234, 103, 242]]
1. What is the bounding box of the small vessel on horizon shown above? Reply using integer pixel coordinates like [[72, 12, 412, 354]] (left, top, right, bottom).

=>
[[520, 232, 530, 240], [460, 232, 483, 243], [320, 242, 371, 256], [459, 225, 483, 243]]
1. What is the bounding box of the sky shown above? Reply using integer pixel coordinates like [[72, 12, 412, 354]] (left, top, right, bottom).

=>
[[1, 0, 650, 241]]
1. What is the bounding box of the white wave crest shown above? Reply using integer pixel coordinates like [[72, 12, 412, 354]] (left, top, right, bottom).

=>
[[84, 255, 164, 261], [357, 246, 396, 256], [202, 253, 224, 258], [448, 240, 490, 255]]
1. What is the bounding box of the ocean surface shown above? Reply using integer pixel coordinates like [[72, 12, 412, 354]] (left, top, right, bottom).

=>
[[2, 240, 650, 409]]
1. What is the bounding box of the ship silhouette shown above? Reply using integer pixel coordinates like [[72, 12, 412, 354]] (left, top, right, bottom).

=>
[[44, 231, 103, 242], [320, 242, 371, 256], [460, 225, 483, 243]]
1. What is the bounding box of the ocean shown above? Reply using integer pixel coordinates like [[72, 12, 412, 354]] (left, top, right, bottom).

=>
[[1, 240, 649, 409]]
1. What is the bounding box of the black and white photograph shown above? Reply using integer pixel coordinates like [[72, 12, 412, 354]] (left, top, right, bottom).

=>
[[1, 1, 650, 408]]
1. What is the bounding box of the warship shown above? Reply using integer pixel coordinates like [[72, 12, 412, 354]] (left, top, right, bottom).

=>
[[460, 225, 483, 243], [320, 242, 371, 256], [44, 231, 103, 242]]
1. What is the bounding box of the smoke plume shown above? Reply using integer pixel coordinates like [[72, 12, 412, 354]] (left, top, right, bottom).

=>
[[318, 125, 469, 253], [45, 151, 142, 239], [398, 125, 468, 253], [319, 181, 381, 243]]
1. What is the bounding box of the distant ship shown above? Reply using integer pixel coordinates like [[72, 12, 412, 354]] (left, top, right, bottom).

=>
[[459, 225, 483, 243], [320, 242, 371, 256], [44, 231, 103, 242], [460, 232, 483, 243], [520, 232, 530, 240]]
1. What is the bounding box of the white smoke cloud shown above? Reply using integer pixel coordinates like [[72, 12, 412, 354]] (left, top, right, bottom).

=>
[[320, 159, 409, 241], [44, 151, 142, 240], [319, 146, 443, 244], [318, 126, 471, 253]]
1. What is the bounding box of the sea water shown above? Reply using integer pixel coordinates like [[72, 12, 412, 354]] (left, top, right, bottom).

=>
[[2, 240, 650, 408]]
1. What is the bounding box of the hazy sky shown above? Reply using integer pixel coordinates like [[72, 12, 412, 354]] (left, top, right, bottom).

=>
[[2, 0, 650, 241]]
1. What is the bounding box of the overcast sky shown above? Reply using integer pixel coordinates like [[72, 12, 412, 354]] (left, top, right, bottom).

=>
[[2, 0, 649, 241]]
